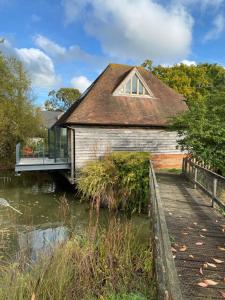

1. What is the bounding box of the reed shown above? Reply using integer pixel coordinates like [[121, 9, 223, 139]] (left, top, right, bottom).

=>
[[0, 218, 155, 300]]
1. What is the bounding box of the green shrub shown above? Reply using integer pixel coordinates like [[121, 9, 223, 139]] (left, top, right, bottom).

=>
[[77, 152, 150, 213]]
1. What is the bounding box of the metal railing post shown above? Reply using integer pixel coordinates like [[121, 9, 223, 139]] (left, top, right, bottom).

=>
[[212, 178, 218, 207], [16, 143, 20, 164], [43, 142, 45, 164]]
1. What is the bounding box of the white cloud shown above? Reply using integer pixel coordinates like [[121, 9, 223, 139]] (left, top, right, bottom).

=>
[[176, 0, 224, 10], [35, 34, 65, 57], [34, 34, 105, 66], [61, 0, 87, 25], [180, 59, 196, 66], [16, 48, 59, 88], [204, 14, 225, 41], [62, 0, 193, 63], [0, 39, 59, 88], [70, 75, 91, 92]]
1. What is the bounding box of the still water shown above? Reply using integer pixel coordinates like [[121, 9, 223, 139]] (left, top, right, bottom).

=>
[[0, 171, 149, 262]]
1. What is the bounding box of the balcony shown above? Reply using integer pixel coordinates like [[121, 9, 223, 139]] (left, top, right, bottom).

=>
[[15, 132, 70, 173]]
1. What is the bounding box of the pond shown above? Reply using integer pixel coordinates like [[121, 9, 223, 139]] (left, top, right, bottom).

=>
[[0, 171, 149, 262]]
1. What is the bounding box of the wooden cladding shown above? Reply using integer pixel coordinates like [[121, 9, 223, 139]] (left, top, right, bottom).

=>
[[73, 126, 184, 169]]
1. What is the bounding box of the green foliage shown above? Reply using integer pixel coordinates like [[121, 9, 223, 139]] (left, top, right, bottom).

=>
[[173, 91, 225, 174], [44, 87, 81, 111], [0, 219, 155, 300], [0, 51, 43, 165], [143, 60, 225, 105], [142, 59, 225, 174], [77, 152, 150, 213]]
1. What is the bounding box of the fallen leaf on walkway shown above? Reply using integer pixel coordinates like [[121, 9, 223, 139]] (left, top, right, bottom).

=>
[[199, 267, 203, 275], [179, 245, 187, 252], [188, 227, 194, 230], [182, 232, 188, 235], [200, 234, 205, 238], [219, 291, 225, 298], [203, 263, 208, 268], [197, 282, 208, 287], [171, 247, 177, 252], [213, 258, 224, 264], [193, 222, 198, 225], [201, 229, 207, 232], [206, 263, 217, 268], [204, 279, 218, 286], [189, 255, 194, 258], [218, 247, 225, 251], [196, 242, 204, 246]]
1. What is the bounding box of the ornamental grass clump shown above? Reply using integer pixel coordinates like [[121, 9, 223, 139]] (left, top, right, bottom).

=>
[[77, 152, 150, 213]]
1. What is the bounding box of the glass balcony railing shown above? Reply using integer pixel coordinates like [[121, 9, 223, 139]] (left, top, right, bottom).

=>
[[16, 127, 69, 166]]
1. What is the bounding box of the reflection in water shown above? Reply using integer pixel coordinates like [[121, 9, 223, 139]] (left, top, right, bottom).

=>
[[0, 171, 89, 261], [18, 226, 68, 261], [0, 171, 149, 263]]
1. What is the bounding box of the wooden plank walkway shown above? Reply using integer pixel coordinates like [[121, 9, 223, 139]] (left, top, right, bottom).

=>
[[156, 172, 225, 300]]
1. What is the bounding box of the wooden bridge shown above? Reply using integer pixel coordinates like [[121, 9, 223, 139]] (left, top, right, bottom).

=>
[[150, 158, 225, 300]]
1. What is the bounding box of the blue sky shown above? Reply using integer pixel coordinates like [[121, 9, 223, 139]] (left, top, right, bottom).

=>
[[0, 0, 225, 105]]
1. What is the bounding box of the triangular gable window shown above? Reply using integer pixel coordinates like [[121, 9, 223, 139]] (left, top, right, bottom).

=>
[[113, 68, 153, 98]]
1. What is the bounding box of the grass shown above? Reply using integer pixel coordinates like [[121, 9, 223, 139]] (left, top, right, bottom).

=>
[[0, 217, 156, 300]]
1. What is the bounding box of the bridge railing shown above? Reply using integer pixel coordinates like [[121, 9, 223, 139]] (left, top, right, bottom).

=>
[[182, 157, 225, 209], [149, 160, 183, 300]]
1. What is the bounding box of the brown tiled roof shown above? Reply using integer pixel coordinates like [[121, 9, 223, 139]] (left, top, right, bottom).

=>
[[56, 63, 187, 127]]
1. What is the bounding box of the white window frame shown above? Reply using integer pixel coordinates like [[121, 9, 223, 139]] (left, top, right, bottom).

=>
[[113, 67, 154, 98]]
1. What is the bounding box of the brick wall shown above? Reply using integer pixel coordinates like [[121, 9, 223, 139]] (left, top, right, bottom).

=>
[[151, 153, 186, 170]]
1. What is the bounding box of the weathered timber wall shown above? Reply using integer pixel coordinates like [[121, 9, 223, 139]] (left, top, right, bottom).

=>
[[73, 126, 184, 169]]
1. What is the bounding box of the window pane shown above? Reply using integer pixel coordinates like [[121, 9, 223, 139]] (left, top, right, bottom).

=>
[[125, 79, 131, 93], [139, 81, 144, 94], [132, 74, 138, 94]]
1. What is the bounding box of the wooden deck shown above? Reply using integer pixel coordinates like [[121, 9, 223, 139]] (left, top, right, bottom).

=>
[[157, 172, 225, 300]]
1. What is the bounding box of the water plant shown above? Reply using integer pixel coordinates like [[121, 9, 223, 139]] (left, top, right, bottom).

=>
[[0, 218, 155, 300], [76, 152, 150, 213]]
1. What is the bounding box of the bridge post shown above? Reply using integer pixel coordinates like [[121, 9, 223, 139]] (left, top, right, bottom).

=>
[[194, 167, 198, 189]]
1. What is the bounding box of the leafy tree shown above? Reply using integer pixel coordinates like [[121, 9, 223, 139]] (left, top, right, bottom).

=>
[[44, 88, 81, 111], [142, 59, 225, 173], [141, 59, 153, 71], [173, 91, 225, 174], [142, 60, 225, 105], [0, 51, 43, 165]]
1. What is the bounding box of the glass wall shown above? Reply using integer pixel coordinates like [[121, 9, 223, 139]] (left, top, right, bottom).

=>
[[48, 127, 68, 162]]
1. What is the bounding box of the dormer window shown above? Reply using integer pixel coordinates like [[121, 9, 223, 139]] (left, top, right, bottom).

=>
[[113, 68, 154, 98]]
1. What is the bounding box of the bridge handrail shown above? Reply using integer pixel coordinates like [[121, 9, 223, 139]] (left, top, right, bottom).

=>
[[149, 160, 183, 300], [182, 157, 225, 209]]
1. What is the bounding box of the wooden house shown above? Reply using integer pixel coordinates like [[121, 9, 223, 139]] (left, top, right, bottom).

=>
[[54, 63, 187, 181]]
